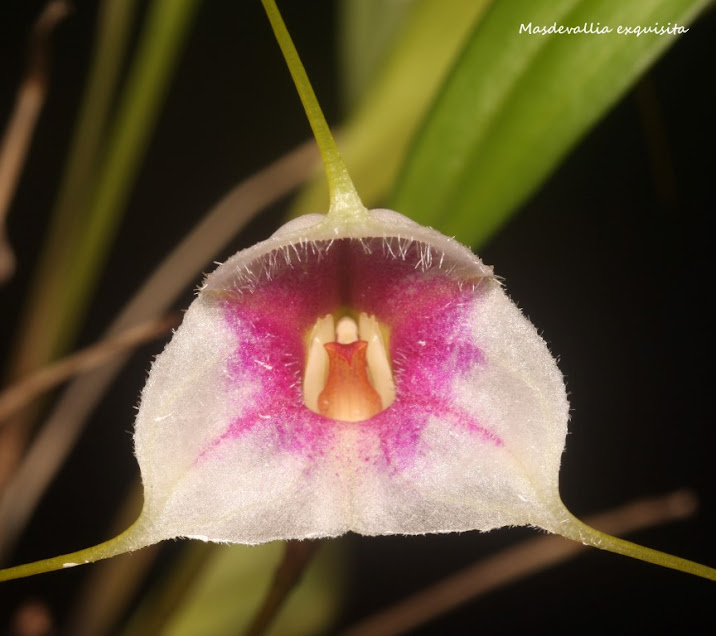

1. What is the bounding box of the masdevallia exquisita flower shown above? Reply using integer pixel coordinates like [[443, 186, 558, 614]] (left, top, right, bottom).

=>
[[1, 0, 712, 585], [133, 206, 571, 546], [0, 208, 581, 584]]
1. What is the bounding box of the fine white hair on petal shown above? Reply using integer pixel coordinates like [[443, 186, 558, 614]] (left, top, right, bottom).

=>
[[203, 209, 493, 295], [132, 208, 570, 545], [457, 284, 570, 529], [134, 301, 253, 524]]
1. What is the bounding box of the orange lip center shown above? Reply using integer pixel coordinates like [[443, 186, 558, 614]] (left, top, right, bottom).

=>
[[303, 313, 395, 422], [317, 340, 383, 422]]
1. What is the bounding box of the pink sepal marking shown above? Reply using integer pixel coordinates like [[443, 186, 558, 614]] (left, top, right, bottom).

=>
[[206, 238, 501, 472]]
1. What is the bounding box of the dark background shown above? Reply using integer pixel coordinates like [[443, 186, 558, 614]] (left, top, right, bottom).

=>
[[0, 1, 714, 633]]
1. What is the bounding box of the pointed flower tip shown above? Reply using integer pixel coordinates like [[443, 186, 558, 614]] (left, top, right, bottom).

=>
[[133, 207, 572, 546], [10, 207, 710, 582]]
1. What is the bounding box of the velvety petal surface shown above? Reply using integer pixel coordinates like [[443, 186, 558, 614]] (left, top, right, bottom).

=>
[[134, 210, 570, 544]]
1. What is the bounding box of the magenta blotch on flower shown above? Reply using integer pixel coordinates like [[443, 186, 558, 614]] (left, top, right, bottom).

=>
[[1, 0, 713, 585], [133, 209, 571, 545]]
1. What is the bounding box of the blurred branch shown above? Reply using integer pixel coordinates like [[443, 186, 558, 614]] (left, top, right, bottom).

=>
[[0, 314, 178, 426], [10, 599, 55, 636], [6, 0, 139, 378], [119, 541, 214, 636], [634, 77, 678, 209], [0, 0, 195, 531], [0, 0, 139, 499], [246, 540, 324, 636], [341, 490, 699, 636], [67, 482, 158, 636], [0, 0, 71, 284], [0, 140, 318, 561], [8, 0, 195, 386]]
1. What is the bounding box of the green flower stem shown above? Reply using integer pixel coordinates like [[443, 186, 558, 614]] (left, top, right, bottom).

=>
[[0, 519, 147, 583], [290, 0, 490, 221], [560, 511, 716, 581], [261, 0, 365, 221]]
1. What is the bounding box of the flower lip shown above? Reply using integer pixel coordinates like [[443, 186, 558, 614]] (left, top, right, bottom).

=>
[[318, 339, 382, 421], [304, 313, 395, 422]]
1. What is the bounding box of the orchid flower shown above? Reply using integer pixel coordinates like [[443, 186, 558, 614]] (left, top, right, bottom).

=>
[[1, 0, 714, 585]]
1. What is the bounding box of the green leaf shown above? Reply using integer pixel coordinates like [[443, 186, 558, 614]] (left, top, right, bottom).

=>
[[338, 0, 416, 110], [152, 542, 345, 636], [290, 0, 492, 217], [391, 0, 709, 247]]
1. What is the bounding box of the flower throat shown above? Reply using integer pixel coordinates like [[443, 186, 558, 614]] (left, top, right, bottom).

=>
[[304, 313, 395, 422]]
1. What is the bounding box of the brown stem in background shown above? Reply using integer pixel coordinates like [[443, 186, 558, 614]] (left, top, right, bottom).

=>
[[341, 490, 699, 636], [66, 482, 155, 636], [64, 480, 161, 636], [634, 76, 678, 209], [10, 599, 55, 636], [0, 0, 139, 502], [0, 315, 178, 426], [0, 1, 71, 284], [246, 540, 324, 636], [0, 0, 71, 498], [120, 542, 215, 636]]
